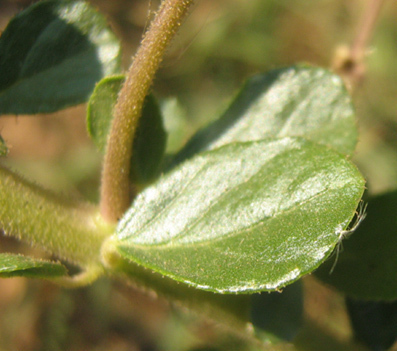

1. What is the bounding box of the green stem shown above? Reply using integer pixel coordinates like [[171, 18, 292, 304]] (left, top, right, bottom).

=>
[[0, 165, 113, 268], [100, 0, 195, 223]]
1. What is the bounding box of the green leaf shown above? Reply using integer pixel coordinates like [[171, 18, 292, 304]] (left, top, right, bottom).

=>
[[0, 0, 121, 115], [315, 191, 397, 300], [87, 75, 124, 153], [171, 65, 356, 167], [0, 253, 67, 278], [0, 134, 7, 156], [87, 75, 167, 185], [161, 97, 190, 154], [106, 137, 365, 293]]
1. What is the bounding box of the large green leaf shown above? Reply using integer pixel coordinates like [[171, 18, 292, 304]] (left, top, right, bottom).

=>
[[316, 191, 397, 300], [106, 137, 365, 293], [0, 0, 121, 115], [171, 66, 356, 167], [87, 75, 167, 185], [0, 135, 7, 156], [0, 253, 67, 278]]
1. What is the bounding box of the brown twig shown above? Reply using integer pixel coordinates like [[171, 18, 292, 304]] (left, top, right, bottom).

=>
[[333, 0, 387, 90]]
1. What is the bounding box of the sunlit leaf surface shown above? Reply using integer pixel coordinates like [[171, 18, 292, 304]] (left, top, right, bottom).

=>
[[172, 66, 356, 167], [112, 137, 364, 293]]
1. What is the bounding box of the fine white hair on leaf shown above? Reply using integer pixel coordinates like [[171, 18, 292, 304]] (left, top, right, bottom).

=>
[[329, 201, 367, 274]]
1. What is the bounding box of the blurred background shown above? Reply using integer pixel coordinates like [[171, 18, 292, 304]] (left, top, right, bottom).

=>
[[0, 0, 396, 350]]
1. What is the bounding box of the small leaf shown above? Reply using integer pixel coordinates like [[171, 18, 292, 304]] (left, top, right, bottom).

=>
[[0, 253, 67, 278], [316, 191, 397, 300], [87, 75, 167, 185], [109, 137, 364, 293], [0, 0, 121, 115], [171, 65, 356, 167], [87, 75, 124, 152], [0, 134, 7, 156], [161, 97, 190, 154]]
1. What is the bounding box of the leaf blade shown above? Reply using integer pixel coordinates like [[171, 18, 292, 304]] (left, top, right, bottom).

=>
[[112, 137, 365, 293], [0, 0, 121, 115], [0, 253, 67, 278], [171, 66, 356, 167]]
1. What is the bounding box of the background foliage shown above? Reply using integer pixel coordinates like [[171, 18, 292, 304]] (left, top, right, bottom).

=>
[[0, 0, 396, 350]]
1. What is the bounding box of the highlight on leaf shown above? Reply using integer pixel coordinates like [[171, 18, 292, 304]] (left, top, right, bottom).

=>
[[171, 65, 357, 168], [104, 137, 365, 293]]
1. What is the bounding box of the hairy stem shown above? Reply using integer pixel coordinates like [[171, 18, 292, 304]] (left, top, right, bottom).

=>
[[100, 0, 195, 223], [333, 0, 386, 90], [0, 165, 113, 268]]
